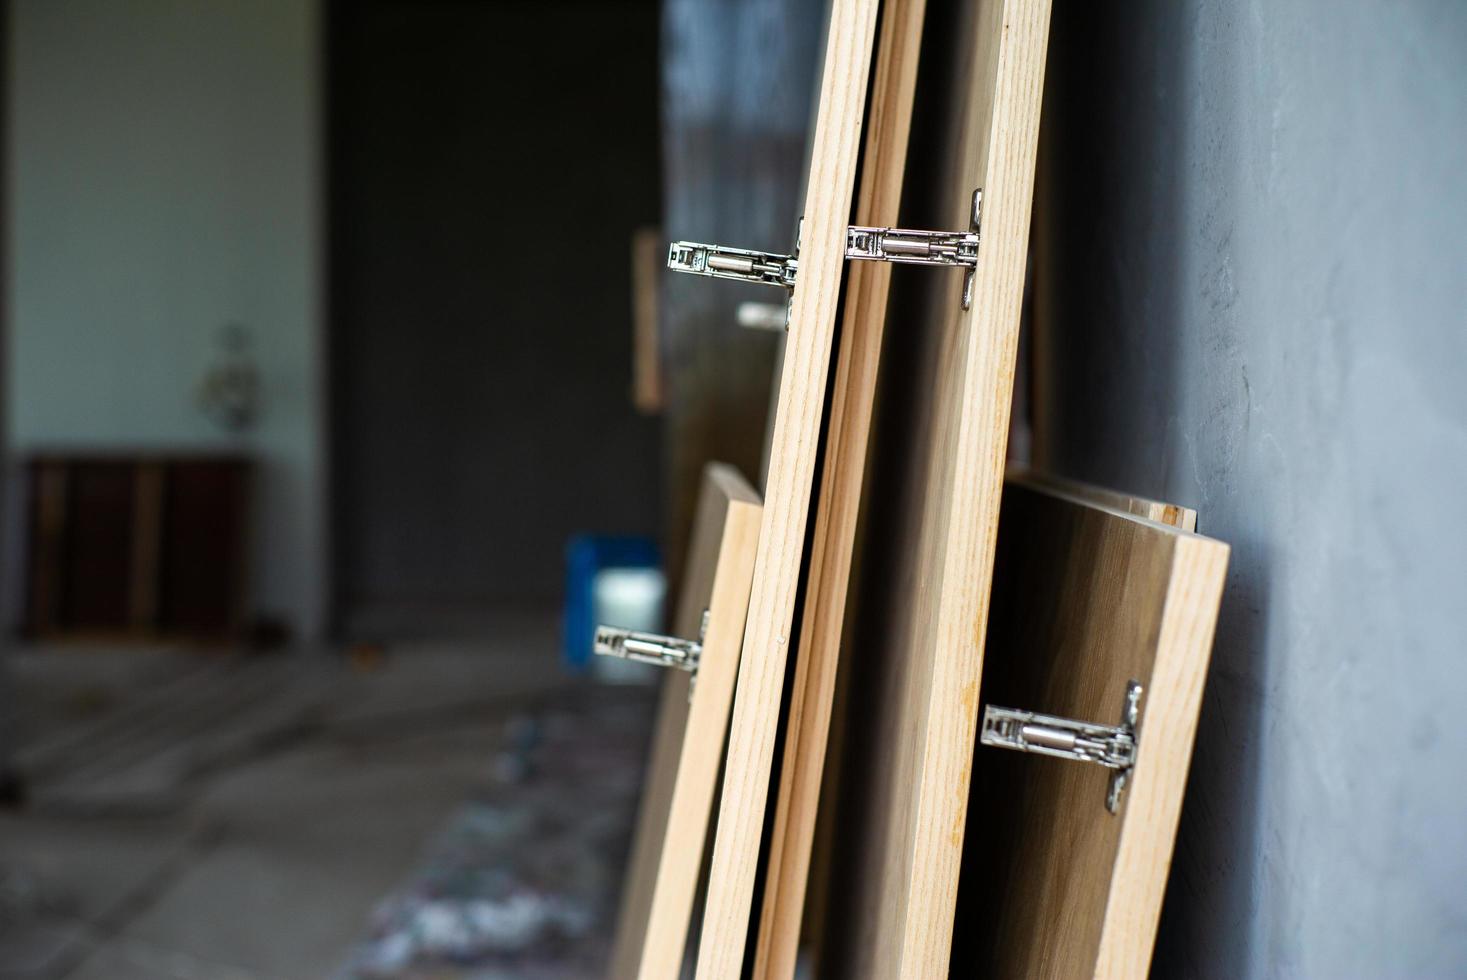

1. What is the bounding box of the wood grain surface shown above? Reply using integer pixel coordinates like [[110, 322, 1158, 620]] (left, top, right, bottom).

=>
[[820, 3, 1052, 976], [693, 2, 881, 976], [949, 476, 1229, 978], [751, 2, 928, 977], [608, 463, 762, 980]]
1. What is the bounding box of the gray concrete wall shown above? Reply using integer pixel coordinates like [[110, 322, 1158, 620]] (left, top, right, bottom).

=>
[[1033, 2, 1467, 975], [6, 0, 325, 639]]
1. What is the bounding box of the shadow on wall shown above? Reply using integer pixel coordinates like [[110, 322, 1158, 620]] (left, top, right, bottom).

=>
[[1033, 3, 1269, 973]]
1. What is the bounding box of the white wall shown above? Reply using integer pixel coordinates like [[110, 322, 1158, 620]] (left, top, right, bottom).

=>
[[7, 0, 325, 639]]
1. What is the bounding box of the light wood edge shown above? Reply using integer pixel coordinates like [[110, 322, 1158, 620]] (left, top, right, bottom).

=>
[[609, 463, 761, 980], [892, 3, 1052, 975], [638, 466, 762, 980], [694, 3, 882, 977], [610, 653, 700, 979], [1010, 465, 1198, 532], [632, 226, 664, 415], [752, 2, 928, 978], [1095, 532, 1229, 978]]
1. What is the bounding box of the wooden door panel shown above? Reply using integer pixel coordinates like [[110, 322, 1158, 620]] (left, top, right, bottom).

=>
[[950, 476, 1228, 977], [693, 2, 883, 976], [820, 3, 1053, 976], [609, 463, 761, 980]]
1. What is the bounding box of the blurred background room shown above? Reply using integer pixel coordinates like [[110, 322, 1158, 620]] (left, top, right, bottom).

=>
[[1, 1, 682, 977]]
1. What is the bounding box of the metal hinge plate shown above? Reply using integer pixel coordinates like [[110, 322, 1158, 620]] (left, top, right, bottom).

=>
[[980, 680, 1144, 814], [593, 625, 701, 671], [668, 189, 983, 316], [593, 610, 711, 694], [666, 241, 799, 290]]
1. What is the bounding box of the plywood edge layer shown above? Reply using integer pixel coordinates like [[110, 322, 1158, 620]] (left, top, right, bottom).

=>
[[892, 2, 1054, 975], [637, 464, 763, 979], [694, 2, 882, 976], [752, 0, 929, 976], [1007, 465, 1199, 532], [705, 460, 763, 508], [1095, 532, 1230, 979], [611, 462, 762, 980]]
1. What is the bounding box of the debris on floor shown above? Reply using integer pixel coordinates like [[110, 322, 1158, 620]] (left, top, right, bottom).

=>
[[1, 635, 657, 980], [335, 689, 653, 980]]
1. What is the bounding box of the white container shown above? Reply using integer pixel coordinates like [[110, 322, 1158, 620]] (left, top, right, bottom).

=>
[[590, 566, 666, 684]]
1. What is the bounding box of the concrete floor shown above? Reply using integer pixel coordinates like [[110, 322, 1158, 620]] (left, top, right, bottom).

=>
[[0, 618, 623, 980]]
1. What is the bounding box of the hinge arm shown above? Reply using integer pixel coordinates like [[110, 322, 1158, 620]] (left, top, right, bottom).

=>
[[980, 680, 1144, 814], [593, 625, 701, 672], [668, 189, 983, 312], [666, 242, 798, 289]]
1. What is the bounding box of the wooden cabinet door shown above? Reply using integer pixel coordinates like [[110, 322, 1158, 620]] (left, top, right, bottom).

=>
[[817, 3, 1053, 977], [949, 476, 1229, 978], [609, 463, 761, 980], [751, 3, 928, 977], [691, 3, 883, 977], [24, 455, 249, 641]]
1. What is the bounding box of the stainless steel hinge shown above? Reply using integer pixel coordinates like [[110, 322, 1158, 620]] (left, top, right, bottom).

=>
[[667, 241, 800, 291], [980, 680, 1144, 814], [668, 189, 983, 323], [593, 610, 711, 698]]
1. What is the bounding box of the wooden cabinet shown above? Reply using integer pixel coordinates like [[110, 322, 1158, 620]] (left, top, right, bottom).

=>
[[23, 453, 251, 642]]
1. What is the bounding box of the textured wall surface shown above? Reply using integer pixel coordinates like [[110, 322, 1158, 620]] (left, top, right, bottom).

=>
[[7, 0, 325, 638], [1034, 2, 1467, 976]]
